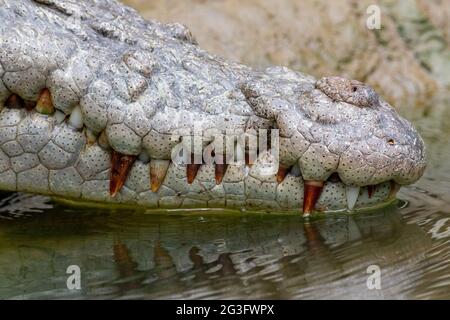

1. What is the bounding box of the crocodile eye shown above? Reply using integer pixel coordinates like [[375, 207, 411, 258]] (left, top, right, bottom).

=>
[[388, 139, 395, 145]]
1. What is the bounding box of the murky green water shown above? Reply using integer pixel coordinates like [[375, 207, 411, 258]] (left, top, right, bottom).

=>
[[0, 97, 449, 299]]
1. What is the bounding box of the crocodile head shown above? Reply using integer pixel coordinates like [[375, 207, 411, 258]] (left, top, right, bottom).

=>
[[0, 0, 426, 215]]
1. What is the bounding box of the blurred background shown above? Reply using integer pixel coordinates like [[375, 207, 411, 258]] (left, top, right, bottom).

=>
[[124, 0, 449, 115]]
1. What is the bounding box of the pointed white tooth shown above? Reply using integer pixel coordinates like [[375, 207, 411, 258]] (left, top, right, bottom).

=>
[[68, 106, 83, 129], [346, 186, 360, 210], [54, 110, 66, 124]]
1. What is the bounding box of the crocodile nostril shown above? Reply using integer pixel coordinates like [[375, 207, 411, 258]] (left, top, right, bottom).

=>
[[352, 86, 358, 92], [388, 139, 395, 145]]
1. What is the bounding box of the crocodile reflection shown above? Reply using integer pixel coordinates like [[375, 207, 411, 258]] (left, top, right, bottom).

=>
[[119, 214, 409, 299], [0, 201, 431, 299]]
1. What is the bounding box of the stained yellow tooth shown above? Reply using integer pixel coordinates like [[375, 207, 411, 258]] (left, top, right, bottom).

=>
[[303, 180, 324, 217], [389, 181, 401, 199], [35, 88, 55, 115], [276, 165, 290, 184], [150, 159, 170, 192], [245, 150, 255, 167], [214, 154, 228, 185], [5, 94, 24, 109], [110, 151, 136, 197], [186, 154, 201, 184], [98, 130, 110, 150], [215, 163, 228, 185]]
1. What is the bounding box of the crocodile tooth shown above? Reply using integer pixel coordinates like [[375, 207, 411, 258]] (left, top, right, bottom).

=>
[[214, 154, 228, 184], [35, 89, 55, 115], [346, 186, 360, 211], [389, 181, 401, 199], [303, 180, 324, 217], [150, 159, 170, 192], [68, 106, 83, 129], [215, 163, 228, 184], [110, 151, 136, 197], [98, 130, 110, 150], [187, 163, 201, 184], [5, 94, 24, 109], [245, 150, 256, 167], [54, 110, 66, 124], [186, 153, 201, 184], [276, 165, 290, 184]]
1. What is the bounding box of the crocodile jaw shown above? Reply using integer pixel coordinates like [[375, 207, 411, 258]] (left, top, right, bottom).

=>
[[0, 0, 426, 214]]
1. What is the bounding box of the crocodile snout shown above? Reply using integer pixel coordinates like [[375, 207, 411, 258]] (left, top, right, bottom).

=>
[[304, 76, 426, 188]]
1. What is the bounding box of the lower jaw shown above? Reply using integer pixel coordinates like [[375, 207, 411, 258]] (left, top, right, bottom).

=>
[[14, 165, 398, 215]]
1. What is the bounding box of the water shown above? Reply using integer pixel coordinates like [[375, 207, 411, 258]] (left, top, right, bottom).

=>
[[0, 98, 449, 299]]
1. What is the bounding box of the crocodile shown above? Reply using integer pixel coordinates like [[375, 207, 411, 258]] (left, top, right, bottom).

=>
[[0, 0, 426, 216]]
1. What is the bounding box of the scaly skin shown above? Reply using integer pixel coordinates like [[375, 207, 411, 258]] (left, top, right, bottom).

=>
[[0, 0, 426, 214]]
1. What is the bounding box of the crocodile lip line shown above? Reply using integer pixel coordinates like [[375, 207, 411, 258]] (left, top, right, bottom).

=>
[[0, 0, 426, 215]]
